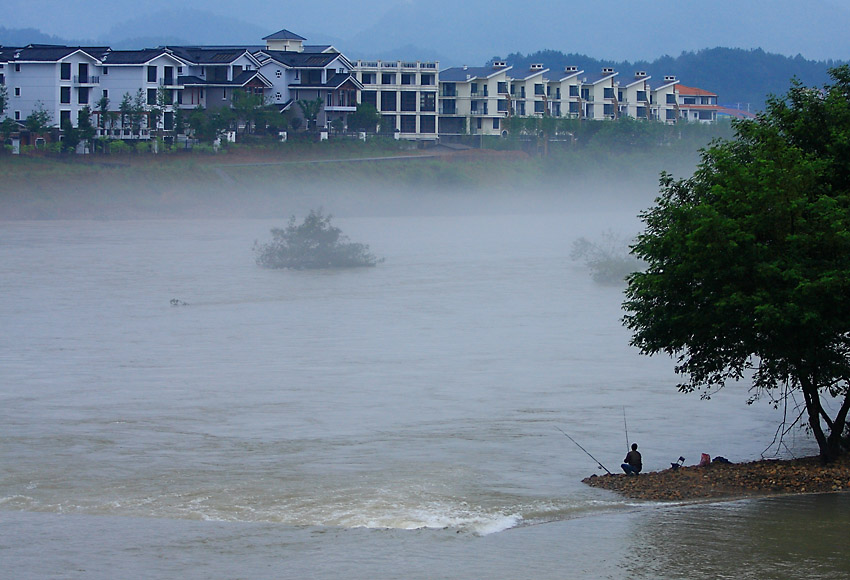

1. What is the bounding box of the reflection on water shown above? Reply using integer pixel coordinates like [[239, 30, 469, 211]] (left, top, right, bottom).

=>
[[625, 494, 850, 580]]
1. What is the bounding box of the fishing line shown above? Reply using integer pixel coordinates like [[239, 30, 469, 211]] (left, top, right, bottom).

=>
[[554, 426, 612, 475]]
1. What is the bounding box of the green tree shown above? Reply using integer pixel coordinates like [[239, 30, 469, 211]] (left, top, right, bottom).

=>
[[623, 66, 850, 463], [119, 92, 133, 135], [231, 88, 266, 137], [77, 106, 96, 147], [254, 208, 383, 270], [60, 118, 80, 152], [0, 85, 8, 118], [25, 101, 53, 136], [297, 97, 323, 131], [347, 102, 381, 132], [131, 88, 147, 138]]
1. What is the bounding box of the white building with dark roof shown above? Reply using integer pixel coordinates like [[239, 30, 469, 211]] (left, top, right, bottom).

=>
[[438, 63, 513, 137], [618, 71, 652, 120]]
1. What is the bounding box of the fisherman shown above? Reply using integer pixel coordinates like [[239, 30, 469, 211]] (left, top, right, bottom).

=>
[[621, 443, 642, 475]]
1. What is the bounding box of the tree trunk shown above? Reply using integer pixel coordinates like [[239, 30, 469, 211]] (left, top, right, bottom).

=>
[[800, 373, 834, 463]]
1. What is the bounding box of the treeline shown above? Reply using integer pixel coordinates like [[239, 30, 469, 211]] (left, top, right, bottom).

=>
[[499, 47, 846, 111]]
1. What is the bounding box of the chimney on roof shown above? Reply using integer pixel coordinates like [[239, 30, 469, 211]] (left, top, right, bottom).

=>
[[636, 71, 647, 78], [493, 61, 506, 68], [462, 65, 468, 70], [664, 75, 677, 82], [602, 67, 614, 74], [565, 65, 578, 72], [531, 63, 543, 70]]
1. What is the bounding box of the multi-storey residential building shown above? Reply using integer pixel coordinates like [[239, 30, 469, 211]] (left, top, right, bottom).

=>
[[650, 75, 679, 123], [510, 64, 549, 117], [0, 28, 720, 149], [354, 59, 438, 141], [438, 63, 513, 137], [547, 66, 583, 118], [96, 48, 187, 138], [580, 68, 619, 120], [257, 30, 361, 131], [618, 71, 652, 120], [675, 84, 720, 123], [0, 45, 103, 127]]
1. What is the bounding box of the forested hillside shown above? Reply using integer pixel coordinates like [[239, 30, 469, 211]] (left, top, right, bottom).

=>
[[500, 47, 846, 112]]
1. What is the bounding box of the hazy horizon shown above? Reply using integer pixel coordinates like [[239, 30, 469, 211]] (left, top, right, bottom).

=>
[[4, 0, 850, 65]]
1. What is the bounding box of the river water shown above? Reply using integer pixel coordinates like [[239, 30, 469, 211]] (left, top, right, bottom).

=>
[[2, 209, 848, 579]]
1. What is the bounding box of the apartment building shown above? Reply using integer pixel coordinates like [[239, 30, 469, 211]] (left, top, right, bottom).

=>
[[354, 59, 438, 141], [1, 27, 721, 148], [547, 66, 583, 118], [675, 84, 720, 123], [438, 63, 513, 137], [618, 72, 652, 120]]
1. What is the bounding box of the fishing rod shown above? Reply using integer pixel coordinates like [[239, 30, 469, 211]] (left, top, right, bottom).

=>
[[555, 426, 612, 475], [623, 407, 630, 451]]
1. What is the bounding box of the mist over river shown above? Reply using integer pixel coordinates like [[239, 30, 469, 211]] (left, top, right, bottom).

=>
[[2, 208, 848, 579]]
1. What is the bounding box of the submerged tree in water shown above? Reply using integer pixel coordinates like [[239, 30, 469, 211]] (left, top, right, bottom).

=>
[[255, 209, 382, 270], [623, 66, 850, 463], [570, 231, 644, 284]]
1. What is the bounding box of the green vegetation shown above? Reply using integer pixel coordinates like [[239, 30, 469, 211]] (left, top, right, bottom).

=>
[[254, 208, 382, 269], [623, 66, 850, 463], [571, 231, 643, 284]]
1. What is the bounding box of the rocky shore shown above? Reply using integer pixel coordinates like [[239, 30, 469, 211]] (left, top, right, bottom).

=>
[[583, 455, 850, 501]]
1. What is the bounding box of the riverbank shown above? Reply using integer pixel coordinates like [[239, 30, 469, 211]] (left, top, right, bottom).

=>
[[583, 455, 850, 501]]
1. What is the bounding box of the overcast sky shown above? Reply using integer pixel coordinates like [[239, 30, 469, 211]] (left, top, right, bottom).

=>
[[5, 0, 850, 63]]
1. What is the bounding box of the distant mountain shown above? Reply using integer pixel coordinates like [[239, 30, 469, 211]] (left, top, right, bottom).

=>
[[502, 48, 845, 111], [0, 26, 70, 46], [348, 0, 850, 65]]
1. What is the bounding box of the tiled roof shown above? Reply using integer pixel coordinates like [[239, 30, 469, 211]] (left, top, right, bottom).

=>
[[676, 84, 717, 97], [440, 65, 511, 82], [290, 72, 363, 90], [0, 45, 99, 62], [101, 49, 177, 65], [168, 46, 252, 65], [582, 70, 618, 85], [261, 50, 339, 68], [263, 29, 306, 41]]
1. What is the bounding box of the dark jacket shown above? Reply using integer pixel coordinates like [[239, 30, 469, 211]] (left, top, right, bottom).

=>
[[624, 450, 642, 473]]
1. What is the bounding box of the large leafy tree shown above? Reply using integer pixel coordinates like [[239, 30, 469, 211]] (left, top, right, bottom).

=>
[[297, 97, 323, 131], [623, 66, 850, 463]]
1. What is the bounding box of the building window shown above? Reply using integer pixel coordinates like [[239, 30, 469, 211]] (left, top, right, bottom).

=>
[[401, 73, 414, 85], [60, 86, 71, 104], [471, 83, 478, 95], [699, 110, 714, 120], [534, 83, 544, 95], [441, 83, 456, 97], [604, 103, 614, 116], [476, 118, 482, 129], [569, 85, 578, 97], [666, 109, 676, 120], [61, 62, 71, 80], [400, 115, 415, 133], [14, 110, 21, 120], [14, 87, 21, 97], [380, 91, 397, 111], [102, 89, 108, 98], [604, 87, 614, 99], [275, 70, 282, 78], [637, 106, 647, 118], [15, 64, 21, 72], [520, 86, 526, 98], [275, 92, 282, 100], [637, 90, 647, 102], [420, 92, 435, 112], [222, 90, 227, 100], [420, 115, 435, 133], [534, 100, 545, 113], [361, 72, 376, 84], [667, 94, 676, 104], [421, 74, 434, 86], [497, 99, 508, 113], [441, 100, 456, 115], [498, 82, 508, 94], [78, 87, 89, 105], [148, 88, 157, 105], [102, 66, 109, 75], [493, 118, 500, 130], [147, 66, 157, 83], [60, 110, 71, 126], [361, 90, 377, 107], [400, 91, 416, 111], [381, 73, 396, 85]]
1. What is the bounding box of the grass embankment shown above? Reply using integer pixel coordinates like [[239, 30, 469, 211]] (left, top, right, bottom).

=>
[[584, 455, 850, 502], [0, 139, 705, 220]]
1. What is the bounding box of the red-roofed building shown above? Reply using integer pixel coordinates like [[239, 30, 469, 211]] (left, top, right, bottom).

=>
[[675, 84, 720, 123]]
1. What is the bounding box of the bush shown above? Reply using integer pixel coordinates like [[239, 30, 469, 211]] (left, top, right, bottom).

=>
[[571, 230, 644, 284], [254, 208, 383, 270]]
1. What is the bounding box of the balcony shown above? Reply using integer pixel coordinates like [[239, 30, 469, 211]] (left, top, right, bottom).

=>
[[73, 75, 99, 85], [159, 79, 182, 89]]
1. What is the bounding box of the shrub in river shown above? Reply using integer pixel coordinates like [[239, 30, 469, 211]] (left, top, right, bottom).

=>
[[571, 230, 644, 284], [255, 209, 382, 270]]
